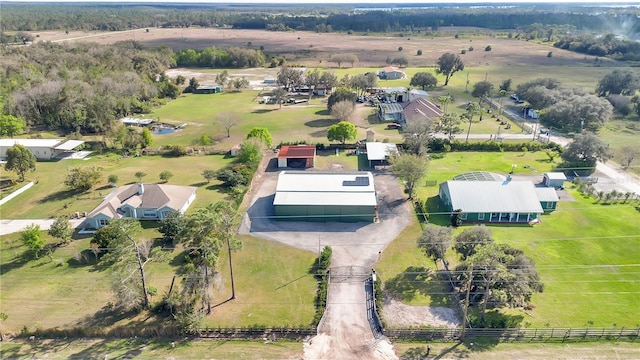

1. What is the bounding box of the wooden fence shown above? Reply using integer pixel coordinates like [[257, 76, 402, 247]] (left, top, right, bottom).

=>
[[196, 326, 316, 340], [385, 327, 640, 342]]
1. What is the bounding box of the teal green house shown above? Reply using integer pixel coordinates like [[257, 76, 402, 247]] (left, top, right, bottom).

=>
[[273, 171, 377, 223], [439, 175, 559, 224]]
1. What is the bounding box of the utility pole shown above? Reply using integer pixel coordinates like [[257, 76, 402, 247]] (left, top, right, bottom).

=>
[[460, 265, 473, 341], [227, 236, 236, 300]]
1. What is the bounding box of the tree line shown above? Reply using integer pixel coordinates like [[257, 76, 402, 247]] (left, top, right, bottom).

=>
[[2, 3, 637, 42], [1, 41, 176, 134]]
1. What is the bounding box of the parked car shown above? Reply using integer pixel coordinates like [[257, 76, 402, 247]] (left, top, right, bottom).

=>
[[386, 123, 402, 130]]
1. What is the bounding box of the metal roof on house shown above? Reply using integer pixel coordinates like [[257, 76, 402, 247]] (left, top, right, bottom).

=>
[[440, 180, 543, 214], [278, 145, 316, 158], [535, 187, 560, 202], [453, 171, 505, 181], [0, 138, 62, 148], [544, 172, 567, 180], [380, 103, 404, 114], [54, 140, 85, 151], [274, 171, 376, 206], [366, 142, 398, 161]]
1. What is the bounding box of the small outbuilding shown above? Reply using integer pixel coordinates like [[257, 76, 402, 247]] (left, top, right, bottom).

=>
[[277, 145, 316, 168], [195, 85, 222, 94], [273, 171, 377, 222], [542, 172, 567, 188], [365, 142, 398, 167]]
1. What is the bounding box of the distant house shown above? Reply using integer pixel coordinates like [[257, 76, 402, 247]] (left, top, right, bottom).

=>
[[120, 117, 155, 127], [84, 183, 197, 229], [313, 84, 332, 96], [0, 138, 85, 161], [263, 78, 277, 84], [195, 85, 222, 94], [365, 142, 398, 167], [402, 98, 443, 123], [527, 108, 540, 119], [542, 172, 567, 188], [378, 66, 406, 80], [277, 145, 316, 168]]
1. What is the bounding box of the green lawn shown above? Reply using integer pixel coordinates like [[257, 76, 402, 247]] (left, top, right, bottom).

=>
[[0, 230, 317, 333], [2, 153, 235, 219], [0, 339, 304, 360], [377, 151, 640, 328]]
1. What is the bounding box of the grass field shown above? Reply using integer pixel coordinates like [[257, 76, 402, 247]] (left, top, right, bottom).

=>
[[0, 230, 317, 333], [2, 338, 638, 359], [376, 151, 640, 328]]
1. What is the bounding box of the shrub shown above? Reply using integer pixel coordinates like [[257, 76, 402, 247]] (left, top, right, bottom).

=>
[[461, 49, 467, 54], [485, 45, 492, 51], [547, 51, 553, 58], [468, 46, 474, 51], [417, 49, 423, 56], [169, 145, 187, 157]]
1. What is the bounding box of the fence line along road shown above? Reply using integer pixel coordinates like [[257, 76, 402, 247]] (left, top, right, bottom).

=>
[[385, 327, 640, 342]]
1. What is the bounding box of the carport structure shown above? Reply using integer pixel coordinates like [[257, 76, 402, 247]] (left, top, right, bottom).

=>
[[277, 145, 316, 168]]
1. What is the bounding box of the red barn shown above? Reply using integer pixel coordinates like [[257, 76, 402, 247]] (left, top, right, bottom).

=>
[[277, 145, 316, 168]]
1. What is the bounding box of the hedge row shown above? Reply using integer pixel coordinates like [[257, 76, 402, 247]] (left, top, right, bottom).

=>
[[428, 138, 564, 153], [312, 246, 332, 326]]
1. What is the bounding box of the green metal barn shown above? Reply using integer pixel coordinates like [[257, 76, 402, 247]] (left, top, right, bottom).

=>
[[273, 171, 377, 222]]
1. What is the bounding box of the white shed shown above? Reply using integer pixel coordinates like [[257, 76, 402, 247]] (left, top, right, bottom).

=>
[[542, 172, 567, 188]]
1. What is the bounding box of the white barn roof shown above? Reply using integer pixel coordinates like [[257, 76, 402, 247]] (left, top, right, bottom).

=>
[[441, 180, 543, 214], [544, 172, 567, 180], [54, 140, 85, 150], [366, 142, 398, 161], [0, 138, 62, 148], [274, 171, 377, 206]]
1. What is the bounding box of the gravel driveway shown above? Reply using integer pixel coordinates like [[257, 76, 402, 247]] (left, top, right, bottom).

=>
[[239, 169, 411, 360]]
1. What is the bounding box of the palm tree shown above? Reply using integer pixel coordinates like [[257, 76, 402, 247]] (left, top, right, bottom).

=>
[[438, 95, 452, 114], [464, 102, 481, 143]]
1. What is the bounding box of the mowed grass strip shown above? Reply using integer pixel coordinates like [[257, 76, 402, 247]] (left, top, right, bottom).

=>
[[0, 339, 304, 360]]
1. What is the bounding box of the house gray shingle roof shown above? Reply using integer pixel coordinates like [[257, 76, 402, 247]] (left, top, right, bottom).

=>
[[89, 183, 196, 219]]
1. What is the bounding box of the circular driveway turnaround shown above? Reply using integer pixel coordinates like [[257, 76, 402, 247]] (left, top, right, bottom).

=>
[[239, 170, 410, 360]]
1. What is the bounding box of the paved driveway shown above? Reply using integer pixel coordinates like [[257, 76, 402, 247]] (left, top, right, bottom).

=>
[[239, 170, 409, 360], [0, 219, 85, 236]]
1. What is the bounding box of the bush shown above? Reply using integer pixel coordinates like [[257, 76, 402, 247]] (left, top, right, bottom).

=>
[[485, 45, 492, 51], [312, 246, 332, 326], [468, 46, 474, 51], [169, 145, 187, 157], [461, 49, 467, 54], [417, 49, 423, 56]]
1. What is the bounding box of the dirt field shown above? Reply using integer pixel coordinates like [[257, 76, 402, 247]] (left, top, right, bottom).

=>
[[35, 28, 607, 68]]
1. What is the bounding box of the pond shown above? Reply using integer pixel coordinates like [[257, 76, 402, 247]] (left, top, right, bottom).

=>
[[151, 124, 177, 135]]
